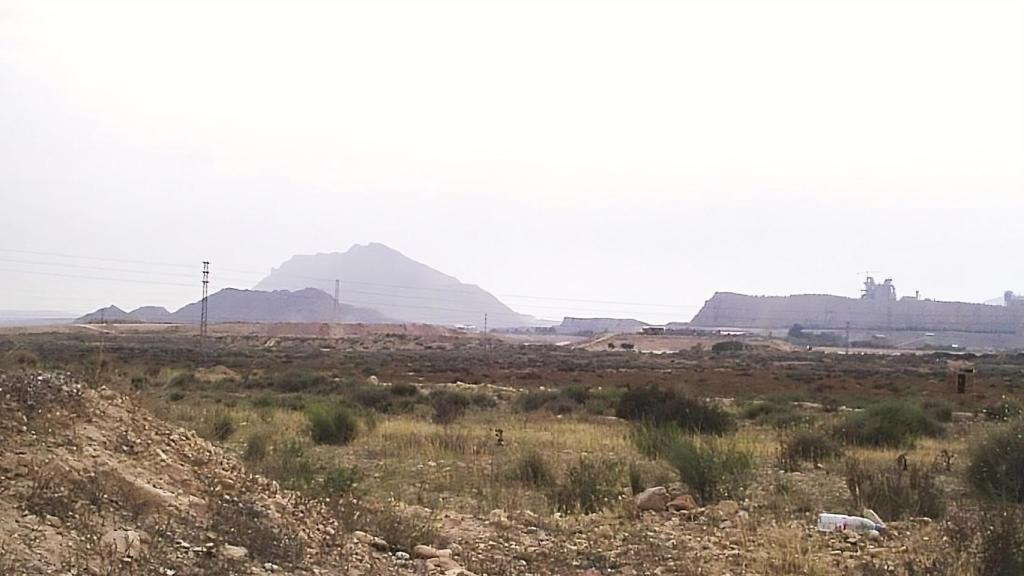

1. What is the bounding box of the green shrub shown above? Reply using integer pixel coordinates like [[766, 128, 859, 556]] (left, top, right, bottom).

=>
[[252, 392, 276, 409], [168, 390, 186, 402], [711, 340, 745, 354], [628, 461, 644, 495], [350, 385, 395, 412], [967, 424, 1024, 502], [982, 400, 1023, 422], [516, 390, 560, 412], [210, 410, 236, 442], [554, 457, 617, 514], [429, 390, 469, 425], [467, 391, 497, 409], [389, 382, 419, 397], [274, 370, 328, 393], [169, 371, 196, 388], [921, 398, 954, 423], [307, 404, 359, 446], [741, 401, 814, 429], [631, 422, 684, 459], [509, 449, 555, 487], [244, 433, 269, 463], [979, 506, 1024, 576], [320, 466, 360, 498], [667, 436, 752, 504], [845, 458, 946, 520], [617, 386, 735, 435], [779, 430, 842, 471], [584, 387, 624, 416], [834, 400, 944, 448], [260, 439, 317, 489]]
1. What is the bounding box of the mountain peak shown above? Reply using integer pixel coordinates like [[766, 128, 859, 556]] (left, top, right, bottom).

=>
[[255, 244, 535, 327]]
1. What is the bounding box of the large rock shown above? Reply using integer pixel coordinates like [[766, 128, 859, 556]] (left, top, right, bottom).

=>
[[99, 529, 149, 558], [414, 544, 440, 559], [667, 494, 698, 511], [714, 500, 740, 517], [635, 486, 670, 511], [220, 544, 249, 560]]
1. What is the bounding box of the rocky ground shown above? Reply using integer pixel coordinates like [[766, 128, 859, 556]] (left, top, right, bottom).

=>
[[0, 369, 956, 575]]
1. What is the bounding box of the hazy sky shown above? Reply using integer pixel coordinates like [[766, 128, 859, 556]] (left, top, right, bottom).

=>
[[1, 0, 1022, 323]]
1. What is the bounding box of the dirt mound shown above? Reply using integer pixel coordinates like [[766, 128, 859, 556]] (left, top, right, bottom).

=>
[[0, 370, 411, 575]]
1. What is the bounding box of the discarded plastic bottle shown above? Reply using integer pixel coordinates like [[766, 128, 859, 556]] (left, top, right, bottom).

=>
[[816, 513, 886, 534]]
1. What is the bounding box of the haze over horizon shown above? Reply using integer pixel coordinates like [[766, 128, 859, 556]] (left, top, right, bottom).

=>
[[2, 1, 1022, 323]]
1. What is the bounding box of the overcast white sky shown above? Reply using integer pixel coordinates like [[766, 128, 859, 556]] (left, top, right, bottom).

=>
[[1, 0, 1022, 323]]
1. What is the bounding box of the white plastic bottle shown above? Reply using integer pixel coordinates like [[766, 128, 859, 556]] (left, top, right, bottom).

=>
[[816, 513, 885, 534]]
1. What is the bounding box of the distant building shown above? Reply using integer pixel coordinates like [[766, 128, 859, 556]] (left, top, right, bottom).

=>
[[861, 277, 897, 301], [1006, 291, 1024, 307], [641, 326, 666, 335]]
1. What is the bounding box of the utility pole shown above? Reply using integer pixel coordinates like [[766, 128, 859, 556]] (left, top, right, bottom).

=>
[[483, 313, 488, 350], [334, 279, 340, 314], [845, 321, 851, 355], [200, 261, 210, 348]]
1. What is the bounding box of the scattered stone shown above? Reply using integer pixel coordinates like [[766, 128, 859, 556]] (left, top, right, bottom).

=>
[[635, 486, 670, 511], [415, 544, 441, 559], [714, 500, 740, 517], [667, 494, 698, 512], [99, 529, 148, 559], [219, 544, 248, 560]]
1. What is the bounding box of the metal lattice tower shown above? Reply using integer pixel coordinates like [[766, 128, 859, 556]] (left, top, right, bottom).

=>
[[200, 261, 210, 344], [334, 279, 340, 313]]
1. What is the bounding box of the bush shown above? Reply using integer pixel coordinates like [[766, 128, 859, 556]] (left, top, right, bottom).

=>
[[741, 401, 814, 429], [584, 387, 624, 416], [979, 506, 1024, 576], [554, 457, 617, 514], [509, 449, 555, 488], [617, 386, 735, 435], [339, 503, 438, 554], [210, 410, 236, 441], [307, 404, 359, 445], [982, 400, 1023, 422], [274, 370, 329, 393], [320, 466, 360, 498], [631, 422, 684, 459], [779, 430, 842, 471], [967, 424, 1024, 502], [244, 433, 269, 463], [835, 401, 944, 448], [259, 439, 318, 489], [711, 340, 745, 353], [921, 398, 954, 423], [430, 390, 469, 425], [516, 390, 560, 412], [389, 382, 419, 397], [667, 436, 752, 504], [844, 458, 946, 520], [350, 385, 395, 412]]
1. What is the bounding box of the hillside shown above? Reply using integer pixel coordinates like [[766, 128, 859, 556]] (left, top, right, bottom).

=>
[[76, 288, 389, 325], [0, 370, 410, 574], [255, 243, 534, 328]]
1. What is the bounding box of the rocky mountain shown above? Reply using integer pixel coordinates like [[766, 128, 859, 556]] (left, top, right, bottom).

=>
[[254, 243, 535, 328], [76, 305, 131, 323], [553, 317, 648, 335], [76, 288, 389, 324], [127, 306, 175, 323]]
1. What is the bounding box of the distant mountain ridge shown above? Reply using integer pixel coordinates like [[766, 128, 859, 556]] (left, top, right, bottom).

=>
[[254, 243, 535, 328], [76, 288, 389, 324]]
